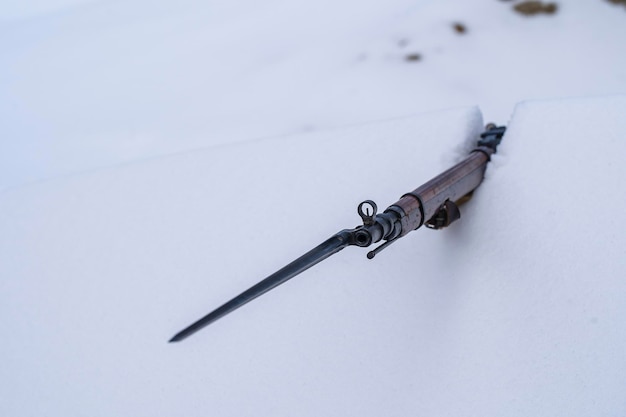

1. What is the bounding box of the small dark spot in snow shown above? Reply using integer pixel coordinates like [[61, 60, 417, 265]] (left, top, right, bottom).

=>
[[398, 38, 410, 48], [453, 22, 467, 34], [405, 53, 422, 62], [513, 1, 559, 16]]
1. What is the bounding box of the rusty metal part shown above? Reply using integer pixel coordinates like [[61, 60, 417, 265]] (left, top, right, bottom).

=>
[[425, 200, 461, 229]]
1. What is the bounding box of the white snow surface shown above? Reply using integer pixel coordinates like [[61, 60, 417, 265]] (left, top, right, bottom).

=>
[[2, 0, 626, 189], [2, 96, 626, 415]]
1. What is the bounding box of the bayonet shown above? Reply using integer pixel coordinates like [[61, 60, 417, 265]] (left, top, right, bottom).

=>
[[170, 124, 505, 342]]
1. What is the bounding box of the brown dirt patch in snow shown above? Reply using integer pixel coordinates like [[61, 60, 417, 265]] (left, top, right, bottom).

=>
[[452, 22, 467, 34], [513, 1, 559, 16], [405, 53, 422, 62]]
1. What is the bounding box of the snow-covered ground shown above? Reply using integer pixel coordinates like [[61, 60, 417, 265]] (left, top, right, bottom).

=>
[[2, 1, 626, 415], [2, 0, 626, 189], [2, 97, 626, 416]]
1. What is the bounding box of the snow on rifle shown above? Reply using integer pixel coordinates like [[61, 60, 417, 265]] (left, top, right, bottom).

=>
[[169, 124, 506, 343]]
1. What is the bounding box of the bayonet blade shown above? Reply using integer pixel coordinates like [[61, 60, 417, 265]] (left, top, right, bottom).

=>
[[169, 230, 354, 342]]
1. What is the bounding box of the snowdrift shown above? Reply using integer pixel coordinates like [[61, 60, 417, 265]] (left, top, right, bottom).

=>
[[2, 96, 625, 416]]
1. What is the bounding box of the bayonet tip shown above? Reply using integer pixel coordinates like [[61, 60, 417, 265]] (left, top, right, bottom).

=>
[[168, 332, 187, 343]]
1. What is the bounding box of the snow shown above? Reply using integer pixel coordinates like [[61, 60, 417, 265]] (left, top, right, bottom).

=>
[[3, 0, 626, 414], [2, 96, 626, 415], [2, 0, 626, 189]]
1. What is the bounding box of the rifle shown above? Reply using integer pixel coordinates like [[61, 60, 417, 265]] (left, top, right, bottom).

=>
[[169, 124, 506, 342]]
